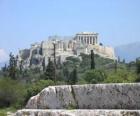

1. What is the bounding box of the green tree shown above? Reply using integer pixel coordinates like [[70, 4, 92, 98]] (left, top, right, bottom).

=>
[[136, 59, 140, 74], [63, 67, 70, 83], [0, 78, 26, 108], [91, 50, 95, 70], [114, 60, 118, 73], [105, 69, 137, 83], [136, 59, 140, 82], [69, 68, 78, 85], [83, 69, 106, 84], [8, 53, 17, 80], [44, 57, 55, 80], [42, 57, 46, 71]]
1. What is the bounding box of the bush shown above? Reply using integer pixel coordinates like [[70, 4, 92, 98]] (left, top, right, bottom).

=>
[[104, 69, 137, 83], [83, 69, 107, 84], [24, 80, 54, 104], [0, 78, 26, 108]]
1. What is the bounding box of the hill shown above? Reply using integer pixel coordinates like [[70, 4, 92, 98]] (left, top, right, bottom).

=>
[[115, 42, 140, 62]]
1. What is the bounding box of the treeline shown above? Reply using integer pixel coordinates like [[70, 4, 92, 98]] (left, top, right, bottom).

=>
[[0, 51, 140, 109]]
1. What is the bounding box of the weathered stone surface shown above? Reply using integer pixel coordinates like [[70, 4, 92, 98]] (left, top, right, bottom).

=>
[[26, 83, 140, 109], [26, 85, 76, 109], [73, 83, 140, 109], [26, 94, 39, 109], [15, 109, 140, 116]]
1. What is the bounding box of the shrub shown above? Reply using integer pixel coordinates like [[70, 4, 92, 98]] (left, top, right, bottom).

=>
[[24, 80, 54, 104], [0, 78, 26, 108], [83, 69, 107, 84], [104, 69, 137, 83]]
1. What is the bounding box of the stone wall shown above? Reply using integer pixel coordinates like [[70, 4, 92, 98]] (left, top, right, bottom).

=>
[[26, 83, 140, 109]]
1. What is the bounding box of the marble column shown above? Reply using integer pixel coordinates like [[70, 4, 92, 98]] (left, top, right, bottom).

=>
[[79, 36, 80, 42], [96, 37, 98, 44], [90, 36, 92, 44], [88, 36, 90, 44], [91, 37, 93, 44], [85, 36, 87, 44]]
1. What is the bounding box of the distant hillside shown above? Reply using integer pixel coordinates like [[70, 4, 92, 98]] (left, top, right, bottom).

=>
[[115, 42, 140, 62]]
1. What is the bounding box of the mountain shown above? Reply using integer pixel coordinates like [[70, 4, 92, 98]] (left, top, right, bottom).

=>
[[0, 49, 8, 68], [115, 42, 140, 62]]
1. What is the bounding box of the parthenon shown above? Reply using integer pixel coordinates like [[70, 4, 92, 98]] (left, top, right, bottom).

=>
[[75, 32, 98, 45]]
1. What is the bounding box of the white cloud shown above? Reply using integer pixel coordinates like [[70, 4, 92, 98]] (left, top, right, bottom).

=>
[[0, 49, 9, 63]]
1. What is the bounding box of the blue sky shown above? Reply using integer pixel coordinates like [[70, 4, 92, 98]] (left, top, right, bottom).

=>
[[0, 0, 140, 57]]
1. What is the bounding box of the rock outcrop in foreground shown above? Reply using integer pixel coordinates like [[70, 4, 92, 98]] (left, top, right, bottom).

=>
[[26, 83, 140, 109], [15, 83, 140, 116], [16, 109, 140, 116]]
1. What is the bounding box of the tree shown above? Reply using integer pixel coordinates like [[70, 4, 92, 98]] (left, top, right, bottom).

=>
[[122, 59, 126, 64], [69, 68, 78, 85], [118, 56, 121, 63], [136, 59, 140, 74], [8, 53, 17, 80], [19, 60, 23, 73], [44, 57, 55, 80], [42, 57, 46, 71], [83, 69, 106, 84], [2, 64, 8, 77], [91, 50, 95, 70], [63, 67, 70, 83], [135, 59, 140, 82], [114, 60, 118, 73]]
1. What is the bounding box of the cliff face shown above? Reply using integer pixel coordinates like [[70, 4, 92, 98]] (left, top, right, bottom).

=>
[[26, 83, 140, 109]]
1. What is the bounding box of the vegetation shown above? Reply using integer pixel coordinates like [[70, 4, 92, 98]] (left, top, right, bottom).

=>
[[0, 52, 139, 112]]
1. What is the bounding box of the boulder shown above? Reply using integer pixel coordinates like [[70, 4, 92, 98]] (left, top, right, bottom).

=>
[[26, 83, 140, 109]]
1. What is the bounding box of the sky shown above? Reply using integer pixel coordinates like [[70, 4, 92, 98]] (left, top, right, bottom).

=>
[[0, 0, 140, 62]]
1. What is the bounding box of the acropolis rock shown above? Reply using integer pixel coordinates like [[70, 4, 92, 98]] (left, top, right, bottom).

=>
[[17, 32, 116, 69]]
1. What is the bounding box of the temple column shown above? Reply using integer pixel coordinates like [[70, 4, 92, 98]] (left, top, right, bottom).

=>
[[79, 36, 81, 43], [93, 37, 95, 45], [85, 36, 87, 44], [88, 36, 90, 44], [96, 37, 98, 44], [78, 36, 79, 42], [91, 37, 93, 44], [90, 36, 92, 44]]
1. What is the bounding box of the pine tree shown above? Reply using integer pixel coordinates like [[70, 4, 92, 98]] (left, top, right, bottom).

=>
[[8, 53, 17, 79], [136, 59, 140, 75], [136, 59, 140, 82], [114, 60, 118, 73], [69, 68, 78, 85], [63, 67, 70, 83], [118, 56, 120, 63], [91, 50, 95, 70], [19, 60, 23, 73], [45, 57, 55, 80], [2, 64, 8, 77], [42, 57, 46, 71]]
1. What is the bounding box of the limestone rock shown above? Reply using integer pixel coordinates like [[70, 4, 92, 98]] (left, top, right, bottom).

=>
[[15, 109, 140, 116], [72, 83, 140, 109], [26, 94, 39, 109], [26, 85, 76, 109], [26, 83, 140, 109]]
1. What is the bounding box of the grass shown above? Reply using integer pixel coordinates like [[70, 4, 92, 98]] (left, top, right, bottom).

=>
[[0, 107, 16, 116]]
